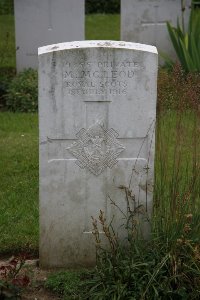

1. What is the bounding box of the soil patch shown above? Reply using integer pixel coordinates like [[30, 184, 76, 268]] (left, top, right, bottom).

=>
[[0, 258, 61, 300]]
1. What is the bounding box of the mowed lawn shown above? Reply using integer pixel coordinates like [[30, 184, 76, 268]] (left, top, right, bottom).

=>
[[0, 113, 39, 254]]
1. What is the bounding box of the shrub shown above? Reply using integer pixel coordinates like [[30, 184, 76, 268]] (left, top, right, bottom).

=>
[[85, 0, 120, 14], [0, 67, 15, 110], [0, 0, 13, 15], [6, 68, 38, 112]]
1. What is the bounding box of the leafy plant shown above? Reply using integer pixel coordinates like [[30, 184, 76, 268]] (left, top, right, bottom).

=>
[[167, 2, 200, 72], [83, 209, 200, 299], [5, 69, 38, 112], [0, 254, 30, 299]]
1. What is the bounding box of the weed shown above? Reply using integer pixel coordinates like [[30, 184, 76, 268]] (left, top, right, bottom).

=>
[[45, 270, 89, 299], [157, 64, 200, 111], [0, 254, 30, 299]]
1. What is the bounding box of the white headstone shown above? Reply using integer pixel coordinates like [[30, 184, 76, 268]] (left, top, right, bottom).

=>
[[38, 41, 158, 268], [14, 0, 84, 72], [121, 0, 190, 61]]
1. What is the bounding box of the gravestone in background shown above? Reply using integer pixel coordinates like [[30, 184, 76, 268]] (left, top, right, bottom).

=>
[[14, 0, 84, 72], [38, 40, 158, 268], [121, 0, 190, 62]]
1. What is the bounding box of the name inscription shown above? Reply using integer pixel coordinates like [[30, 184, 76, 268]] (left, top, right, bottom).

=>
[[62, 60, 142, 97]]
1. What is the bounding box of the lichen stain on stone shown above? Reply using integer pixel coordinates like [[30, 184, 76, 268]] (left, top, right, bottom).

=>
[[50, 45, 59, 50], [67, 178, 84, 203], [112, 167, 126, 187], [145, 77, 150, 91], [139, 178, 153, 193], [49, 52, 58, 113], [97, 41, 114, 47]]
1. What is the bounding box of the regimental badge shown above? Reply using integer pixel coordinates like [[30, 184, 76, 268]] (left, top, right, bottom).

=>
[[67, 123, 125, 175]]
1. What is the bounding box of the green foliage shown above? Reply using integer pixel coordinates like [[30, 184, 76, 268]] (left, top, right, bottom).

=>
[[167, 6, 200, 72], [0, 15, 16, 68], [0, 0, 13, 15], [0, 67, 15, 109], [83, 240, 200, 299], [85, 0, 120, 14], [193, 0, 200, 9], [6, 69, 38, 112], [82, 183, 200, 299], [45, 270, 87, 299]]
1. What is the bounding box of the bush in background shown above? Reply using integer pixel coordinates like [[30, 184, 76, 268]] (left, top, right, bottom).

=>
[[0, 67, 15, 109], [0, 0, 13, 15], [85, 0, 120, 14], [6, 68, 38, 112]]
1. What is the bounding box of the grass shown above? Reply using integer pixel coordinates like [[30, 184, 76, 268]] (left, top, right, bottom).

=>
[[0, 113, 38, 255], [154, 109, 200, 240], [0, 14, 120, 69], [86, 14, 120, 40]]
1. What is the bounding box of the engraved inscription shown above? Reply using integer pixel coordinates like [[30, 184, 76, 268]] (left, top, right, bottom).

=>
[[67, 123, 125, 175], [63, 60, 142, 97]]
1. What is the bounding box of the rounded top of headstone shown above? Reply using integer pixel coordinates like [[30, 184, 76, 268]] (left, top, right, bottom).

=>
[[38, 40, 157, 55]]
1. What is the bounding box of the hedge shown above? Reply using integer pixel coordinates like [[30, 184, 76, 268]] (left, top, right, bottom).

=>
[[85, 0, 120, 14]]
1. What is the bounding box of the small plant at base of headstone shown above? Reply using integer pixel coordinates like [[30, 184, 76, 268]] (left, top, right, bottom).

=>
[[0, 254, 30, 299], [83, 208, 200, 299], [45, 270, 89, 299]]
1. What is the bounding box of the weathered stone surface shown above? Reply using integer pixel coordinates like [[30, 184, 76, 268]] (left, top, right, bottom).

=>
[[38, 41, 158, 268], [121, 0, 190, 61], [14, 0, 84, 71]]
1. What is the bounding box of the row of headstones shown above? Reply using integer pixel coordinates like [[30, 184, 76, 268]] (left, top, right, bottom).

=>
[[15, 0, 191, 71]]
